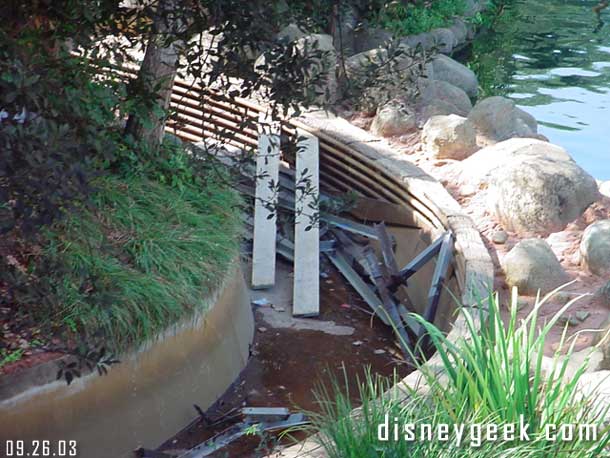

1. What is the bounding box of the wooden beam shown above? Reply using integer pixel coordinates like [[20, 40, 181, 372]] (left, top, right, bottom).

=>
[[292, 130, 320, 316], [251, 115, 281, 289]]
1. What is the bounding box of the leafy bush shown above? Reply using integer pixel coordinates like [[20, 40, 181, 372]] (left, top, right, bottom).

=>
[[309, 289, 610, 457]]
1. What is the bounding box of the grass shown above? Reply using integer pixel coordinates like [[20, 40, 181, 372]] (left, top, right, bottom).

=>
[[308, 288, 610, 457], [38, 167, 242, 353], [371, 0, 467, 36]]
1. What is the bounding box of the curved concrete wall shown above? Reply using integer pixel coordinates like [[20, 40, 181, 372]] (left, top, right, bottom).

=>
[[0, 263, 254, 458]]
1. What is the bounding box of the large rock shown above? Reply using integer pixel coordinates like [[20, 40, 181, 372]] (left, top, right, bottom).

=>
[[501, 239, 569, 295], [333, 5, 359, 56], [430, 28, 458, 54], [295, 34, 337, 104], [430, 54, 478, 98], [353, 27, 393, 54], [458, 138, 600, 234], [449, 19, 468, 45], [580, 220, 610, 275], [400, 33, 436, 52], [600, 181, 610, 198], [416, 80, 472, 124], [276, 24, 306, 43], [255, 33, 337, 104], [421, 115, 477, 160], [371, 101, 417, 137], [468, 96, 539, 144], [344, 48, 422, 110]]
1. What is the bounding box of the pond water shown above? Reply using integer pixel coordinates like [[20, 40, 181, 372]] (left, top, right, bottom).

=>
[[463, 0, 610, 180]]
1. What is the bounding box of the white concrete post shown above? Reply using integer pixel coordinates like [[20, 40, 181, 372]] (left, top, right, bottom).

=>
[[251, 114, 281, 289], [292, 130, 320, 316]]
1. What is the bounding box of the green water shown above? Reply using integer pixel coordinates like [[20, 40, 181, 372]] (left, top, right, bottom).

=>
[[465, 0, 610, 180]]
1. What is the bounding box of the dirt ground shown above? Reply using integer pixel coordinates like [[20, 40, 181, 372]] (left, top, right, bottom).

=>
[[157, 260, 411, 457]]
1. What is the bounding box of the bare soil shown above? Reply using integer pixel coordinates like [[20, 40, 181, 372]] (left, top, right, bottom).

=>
[[157, 260, 412, 457]]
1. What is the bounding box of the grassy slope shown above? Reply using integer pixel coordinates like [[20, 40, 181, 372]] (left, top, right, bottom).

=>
[[43, 173, 242, 352]]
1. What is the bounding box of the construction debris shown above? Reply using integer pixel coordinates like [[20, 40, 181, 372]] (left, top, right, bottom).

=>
[[212, 130, 455, 361]]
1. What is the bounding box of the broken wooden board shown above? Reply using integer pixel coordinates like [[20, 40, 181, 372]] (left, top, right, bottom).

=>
[[292, 130, 320, 316], [251, 115, 281, 289]]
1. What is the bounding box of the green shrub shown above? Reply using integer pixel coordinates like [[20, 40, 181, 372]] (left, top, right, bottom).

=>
[[371, 0, 467, 36], [29, 162, 242, 352], [309, 289, 610, 457]]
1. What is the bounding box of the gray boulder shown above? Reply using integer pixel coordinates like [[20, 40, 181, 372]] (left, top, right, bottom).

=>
[[468, 96, 539, 144], [430, 28, 458, 54], [295, 34, 337, 104], [449, 19, 468, 45], [399, 33, 436, 52], [421, 115, 478, 160], [353, 27, 393, 54], [276, 24, 306, 43], [430, 54, 478, 98], [371, 101, 417, 137], [416, 80, 473, 123], [458, 138, 600, 234], [580, 220, 610, 275], [501, 239, 569, 295], [597, 281, 610, 307]]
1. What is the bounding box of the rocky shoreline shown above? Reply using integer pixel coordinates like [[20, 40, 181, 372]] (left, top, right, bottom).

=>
[[269, 1, 610, 369], [346, 60, 610, 368]]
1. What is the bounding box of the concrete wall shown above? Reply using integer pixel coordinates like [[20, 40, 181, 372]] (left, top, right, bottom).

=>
[[0, 263, 254, 458]]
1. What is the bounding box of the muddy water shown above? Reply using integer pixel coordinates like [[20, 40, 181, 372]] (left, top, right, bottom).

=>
[[160, 265, 412, 457]]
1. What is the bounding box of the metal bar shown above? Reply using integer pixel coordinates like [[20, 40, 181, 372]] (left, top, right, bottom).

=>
[[325, 249, 390, 326], [363, 248, 413, 360], [177, 414, 309, 458], [324, 214, 379, 240], [241, 407, 290, 422], [375, 222, 398, 275], [422, 232, 454, 326], [394, 232, 446, 283]]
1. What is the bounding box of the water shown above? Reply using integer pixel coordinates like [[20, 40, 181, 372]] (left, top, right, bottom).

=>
[[464, 0, 610, 180]]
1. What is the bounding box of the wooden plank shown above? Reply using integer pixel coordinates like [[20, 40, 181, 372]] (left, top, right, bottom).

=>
[[251, 115, 281, 289], [292, 130, 320, 316]]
